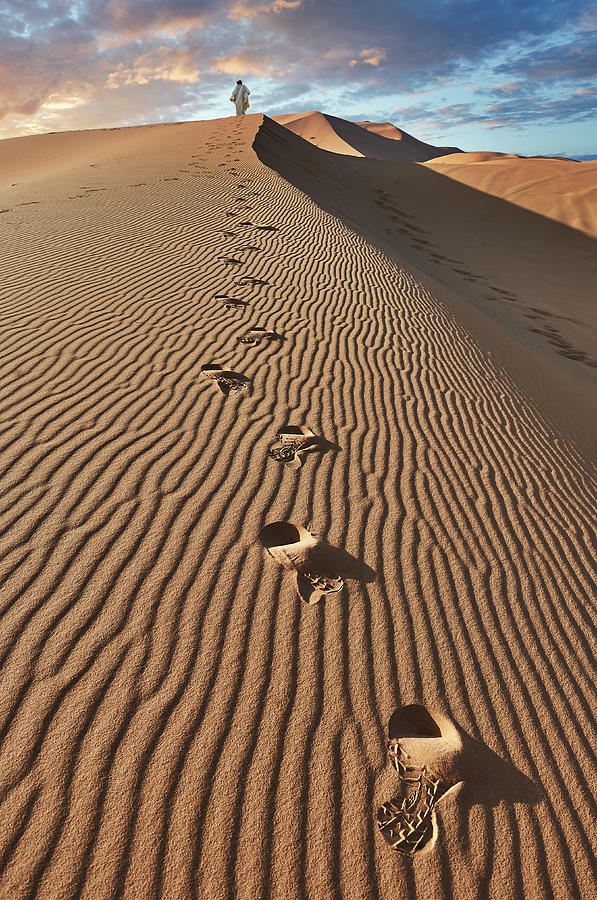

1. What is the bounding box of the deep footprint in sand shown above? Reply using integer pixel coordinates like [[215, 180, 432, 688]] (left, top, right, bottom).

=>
[[376, 705, 464, 856], [235, 276, 269, 287], [238, 327, 283, 346], [201, 364, 250, 396], [259, 522, 344, 604], [218, 257, 243, 266], [268, 426, 319, 469], [214, 295, 248, 310]]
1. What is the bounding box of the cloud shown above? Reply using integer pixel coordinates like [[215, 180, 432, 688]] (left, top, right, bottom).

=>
[[496, 33, 597, 81], [349, 47, 387, 67], [0, 0, 595, 153], [395, 85, 597, 132], [580, 4, 597, 29], [492, 82, 523, 96], [211, 52, 273, 77], [42, 92, 90, 110], [101, 0, 217, 36], [106, 49, 199, 87], [228, 0, 301, 20]]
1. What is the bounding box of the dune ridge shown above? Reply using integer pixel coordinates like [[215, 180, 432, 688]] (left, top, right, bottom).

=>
[[0, 114, 595, 899], [274, 110, 461, 161]]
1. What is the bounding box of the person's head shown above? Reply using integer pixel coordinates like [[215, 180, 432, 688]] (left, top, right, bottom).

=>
[[236, 79, 242, 85]]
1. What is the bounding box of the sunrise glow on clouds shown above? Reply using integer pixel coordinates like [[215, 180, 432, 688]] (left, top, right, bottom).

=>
[[1, 0, 596, 155]]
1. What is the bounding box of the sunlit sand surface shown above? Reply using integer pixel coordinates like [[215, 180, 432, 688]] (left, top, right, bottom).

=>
[[0, 113, 595, 899]]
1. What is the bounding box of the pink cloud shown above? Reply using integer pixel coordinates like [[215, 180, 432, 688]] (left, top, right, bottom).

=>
[[107, 49, 199, 88], [494, 82, 522, 94], [580, 5, 597, 31], [228, 0, 301, 20], [211, 52, 272, 77], [104, 0, 210, 38], [349, 47, 387, 67]]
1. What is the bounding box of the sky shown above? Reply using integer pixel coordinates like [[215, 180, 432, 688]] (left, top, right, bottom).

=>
[[1, 0, 596, 156]]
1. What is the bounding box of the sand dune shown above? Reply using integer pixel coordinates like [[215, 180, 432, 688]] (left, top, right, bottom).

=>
[[0, 113, 595, 899], [425, 152, 597, 238], [274, 110, 461, 161]]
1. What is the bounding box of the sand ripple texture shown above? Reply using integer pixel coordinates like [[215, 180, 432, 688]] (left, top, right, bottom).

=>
[[0, 115, 595, 900]]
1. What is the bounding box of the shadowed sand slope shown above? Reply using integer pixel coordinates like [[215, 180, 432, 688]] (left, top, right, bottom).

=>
[[425, 152, 597, 238], [0, 113, 595, 900], [256, 116, 597, 457], [274, 110, 461, 161]]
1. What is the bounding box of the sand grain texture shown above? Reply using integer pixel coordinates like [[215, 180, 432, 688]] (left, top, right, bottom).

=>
[[0, 114, 595, 900]]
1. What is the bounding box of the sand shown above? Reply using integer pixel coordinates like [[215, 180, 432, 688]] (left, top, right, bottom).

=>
[[0, 113, 595, 899], [273, 111, 461, 161], [425, 152, 597, 239]]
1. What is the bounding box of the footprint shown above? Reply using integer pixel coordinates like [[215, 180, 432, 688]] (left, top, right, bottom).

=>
[[376, 705, 463, 856], [253, 224, 278, 232], [218, 257, 243, 266], [214, 295, 248, 309], [238, 327, 283, 346], [267, 426, 319, 470], [259, 522, 344, 604], [235, 277, 268, 287], [201, 364, 250, 396]]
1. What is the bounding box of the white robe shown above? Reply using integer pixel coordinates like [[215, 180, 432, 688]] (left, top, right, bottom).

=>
[[230, 84, 250, 116]]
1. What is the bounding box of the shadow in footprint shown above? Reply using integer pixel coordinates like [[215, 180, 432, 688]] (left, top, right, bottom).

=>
[[267, 425, 338, 470], [238, 327, 284, 346], [201, 364, 250, 396], [376, 704, 539, 857], [214, 296, 248, 309], [235, 277, 268, 287], [259, 521, 375, 604]]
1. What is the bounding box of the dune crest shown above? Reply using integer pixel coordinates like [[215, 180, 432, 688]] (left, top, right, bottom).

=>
[[274, 110, 461, 161]]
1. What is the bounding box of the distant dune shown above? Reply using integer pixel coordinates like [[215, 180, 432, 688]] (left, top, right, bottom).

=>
[[271, 114, 597, 239], [0, 113, 595, 900], [425, 151, 597, 238], [273, 110, 462, 161]]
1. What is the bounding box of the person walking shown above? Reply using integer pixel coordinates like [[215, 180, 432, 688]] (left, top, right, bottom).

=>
[[230, 80, 250, 116]]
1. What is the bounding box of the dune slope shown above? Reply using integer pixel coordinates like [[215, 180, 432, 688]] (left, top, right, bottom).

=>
[[0, 114, 595, 900], [274, 110, 461, 161], [425, 152, 597, 238]]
